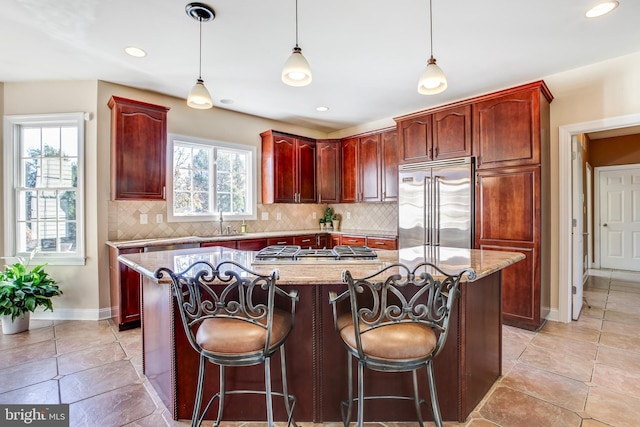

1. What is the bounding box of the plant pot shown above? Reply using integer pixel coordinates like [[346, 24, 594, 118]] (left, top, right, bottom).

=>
[[332, 220, 341, 231], [1, 313, 30, 335]]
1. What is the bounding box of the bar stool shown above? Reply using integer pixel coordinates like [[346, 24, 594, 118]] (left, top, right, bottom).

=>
[[156, 260, 298, 427], [328, 262, 475, 427]]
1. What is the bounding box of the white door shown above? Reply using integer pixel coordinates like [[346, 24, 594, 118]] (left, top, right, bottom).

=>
[[599, 164, 640, 271], [571, 137, 584, 319]]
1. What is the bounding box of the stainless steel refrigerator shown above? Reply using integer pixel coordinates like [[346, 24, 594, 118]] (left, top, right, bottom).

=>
[[398, 157, 474, 249]]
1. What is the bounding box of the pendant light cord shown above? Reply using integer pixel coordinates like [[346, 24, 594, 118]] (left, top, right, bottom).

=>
[[429, 0, 434, 59], [198, 17, 203, 79], [295, 0, 299, 48]]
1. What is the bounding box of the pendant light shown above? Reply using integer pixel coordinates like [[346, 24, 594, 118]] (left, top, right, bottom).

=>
[[186, 2, 215, 109], [282, 0, 312, 87], [417, 0, 447, 95]]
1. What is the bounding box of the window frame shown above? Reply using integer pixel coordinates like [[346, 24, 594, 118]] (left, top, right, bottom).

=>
[[166, 133, 257, 223], [3, 113, 86, 266]]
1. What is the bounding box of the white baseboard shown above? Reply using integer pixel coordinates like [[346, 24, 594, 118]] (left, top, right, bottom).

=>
[[31, 307, 113, 321], [546, 308, 560, 323]]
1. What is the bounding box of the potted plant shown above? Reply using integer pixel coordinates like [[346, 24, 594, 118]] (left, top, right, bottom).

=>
[[321, 207, 335, 231], [0, 252, 62, 334], [332, 212, 341, 231]]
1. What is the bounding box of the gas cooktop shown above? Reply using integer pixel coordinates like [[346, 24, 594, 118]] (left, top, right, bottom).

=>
[[254, 245, 378, 262]]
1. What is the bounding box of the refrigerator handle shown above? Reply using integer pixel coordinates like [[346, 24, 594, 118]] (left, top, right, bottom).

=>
[[425, 176, 431, 245]]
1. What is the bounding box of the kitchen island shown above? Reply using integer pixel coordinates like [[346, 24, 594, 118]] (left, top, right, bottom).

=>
[[118, 245, 524, 423]]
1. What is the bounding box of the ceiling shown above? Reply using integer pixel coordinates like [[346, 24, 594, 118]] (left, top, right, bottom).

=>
[[1, 0, 640, 133]]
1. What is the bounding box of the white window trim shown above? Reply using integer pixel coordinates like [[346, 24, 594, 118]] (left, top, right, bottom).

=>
[[167, 133, 257, 223], [3, 113, 86, 266]]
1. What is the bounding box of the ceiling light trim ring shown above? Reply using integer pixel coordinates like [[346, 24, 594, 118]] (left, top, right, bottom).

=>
[[186, 3, 215, 22]]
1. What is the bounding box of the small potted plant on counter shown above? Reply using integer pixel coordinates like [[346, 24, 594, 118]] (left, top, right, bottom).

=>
[[321, 207, 335, 231], [0, 251, 62, 334], [332, 212, 341, 231]]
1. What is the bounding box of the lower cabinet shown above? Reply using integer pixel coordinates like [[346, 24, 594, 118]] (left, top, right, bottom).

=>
[[236, 238, 269, 250], [109, 246, 142, 331], [201, 240, 237, 249], [366, 236, 397, 250], [340, 235, 367, 246], [293, 234, 317, 248], [267, 236, 295, 246]]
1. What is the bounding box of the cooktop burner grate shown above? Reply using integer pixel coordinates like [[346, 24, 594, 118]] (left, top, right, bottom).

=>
[[254, 245, 378, 261]]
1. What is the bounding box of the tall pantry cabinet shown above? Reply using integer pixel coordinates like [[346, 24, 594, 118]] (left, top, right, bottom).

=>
[[474, 81, 552, 330]]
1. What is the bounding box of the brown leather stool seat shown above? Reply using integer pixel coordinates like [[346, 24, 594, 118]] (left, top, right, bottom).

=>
[[329, 262, 475, 427], [156, 260, 299, 427]]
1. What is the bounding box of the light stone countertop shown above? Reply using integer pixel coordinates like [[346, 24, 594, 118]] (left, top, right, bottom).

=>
[[118, 245, 524, 285], [106, 229, 398, 250]]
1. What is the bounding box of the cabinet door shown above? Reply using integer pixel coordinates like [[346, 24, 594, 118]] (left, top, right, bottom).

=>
[[108, 97, 169, 200], [473, 88, 541, 169], [317, 140, 341, 203], [341, 138, 358, 203], [358, 134, 382, 202], [273, 135, 298, 203], [330, 234, 341, 248], [433, 104, 472, 159], [297, 138, 317, 203], [114, 247, 143, 330], [201, 241, 237, 249], [398, 114, 433, 163], [380, 129, 399, 202]]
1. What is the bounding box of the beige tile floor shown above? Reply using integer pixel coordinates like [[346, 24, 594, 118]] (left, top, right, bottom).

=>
[[1, 269, 639, 427]]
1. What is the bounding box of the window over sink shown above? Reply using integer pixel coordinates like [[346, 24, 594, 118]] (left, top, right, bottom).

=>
[[167, 134, 256, 222]]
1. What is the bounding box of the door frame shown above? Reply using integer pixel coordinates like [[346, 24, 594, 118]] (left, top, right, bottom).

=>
[[558, 113, 640, 323]]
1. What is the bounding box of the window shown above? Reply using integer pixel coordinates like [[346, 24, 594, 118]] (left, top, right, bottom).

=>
[[4, 113, 85, 265], [167, 134, 256, 222]]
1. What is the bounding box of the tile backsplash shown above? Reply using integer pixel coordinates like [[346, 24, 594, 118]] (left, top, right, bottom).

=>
[[108, 201, 398, 241]]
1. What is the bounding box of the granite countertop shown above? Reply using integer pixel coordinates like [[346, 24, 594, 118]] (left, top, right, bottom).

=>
[[106, 229, 398, 250], [118, 245, 524, 285]]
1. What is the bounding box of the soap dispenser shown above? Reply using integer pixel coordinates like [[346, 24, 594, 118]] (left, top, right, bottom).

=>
[[241, 220, 247, 233]]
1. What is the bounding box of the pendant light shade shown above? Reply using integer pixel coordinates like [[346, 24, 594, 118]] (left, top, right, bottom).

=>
[[186, 3, 215, 109], [418, 0, 447, 95], [418, 56, 447, 95], [282, 0, 312, 86]]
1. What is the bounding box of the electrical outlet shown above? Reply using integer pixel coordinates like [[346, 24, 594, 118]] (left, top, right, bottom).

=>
[[276, 213, 282, 220], [156, 214, 163, 224], [261, 212, 269, 220], [312, 212, 316, 219], [346, 212, 351, 220], [140, 213, 148, 224]]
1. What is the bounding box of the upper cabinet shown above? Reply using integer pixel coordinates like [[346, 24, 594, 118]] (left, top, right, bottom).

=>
[[473, 83, 553, 169], [397, 104, 471, 164], [316, 139, 341, 204], [261, 130, 317, 204], [340, 128, 397, 203], [108, 96, 169, 200]]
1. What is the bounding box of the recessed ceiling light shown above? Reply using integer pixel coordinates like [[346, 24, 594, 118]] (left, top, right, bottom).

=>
[[316, 106, 329, 112], [585, 1, 619, 18], [220, 99, 234, 105], [125, 46, 147, 57]]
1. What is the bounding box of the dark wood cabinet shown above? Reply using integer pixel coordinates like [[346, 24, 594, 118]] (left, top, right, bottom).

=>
[[473, 81, 552, 330], [329, 234, 341, 248], [293, 234, 317, 248], [261, 130, 316, 204], [340, 234, 367, 246], [358, 134, 382, 202], [398, 113, 433, 163], [340, 128, 397, 203], [380, 129, 399, 202], [340, 137, 359, 203], [473, 84, 551, 169], [397, 104, 471, 164], [267, 236, 295, 246], [109, 246, 142, 330], [366, 236, 397, 250], [433, 104, 472, 159], [201, 241, 237, 249], [316, 139, 341, 203], [236, 238, 269, 250], [108, 96, 169, 200]]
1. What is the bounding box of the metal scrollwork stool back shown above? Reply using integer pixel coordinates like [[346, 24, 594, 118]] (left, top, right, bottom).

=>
[[156, 260, 299, 427], [328, 262, 476, 427]]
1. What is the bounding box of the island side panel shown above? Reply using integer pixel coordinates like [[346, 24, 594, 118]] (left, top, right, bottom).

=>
[[141, 275, 175, 417], [460, 271, 502, 418], [171, 284, 316, 422]]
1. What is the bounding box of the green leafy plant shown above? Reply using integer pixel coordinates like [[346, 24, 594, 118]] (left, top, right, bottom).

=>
[[322, 207, 334, 224], [0, 252, 62, 321]]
